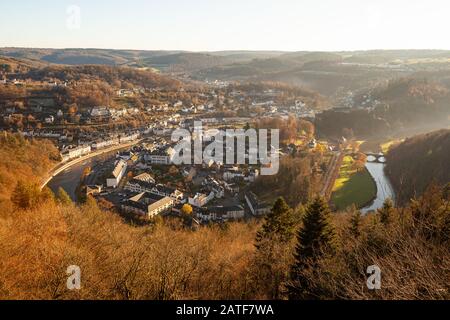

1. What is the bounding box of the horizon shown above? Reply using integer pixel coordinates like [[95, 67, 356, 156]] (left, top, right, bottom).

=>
[[2, 0, 450, 51], [2, 46, 450, 53]]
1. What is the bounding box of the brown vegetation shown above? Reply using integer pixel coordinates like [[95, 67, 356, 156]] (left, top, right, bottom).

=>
[[0, 136, 448, 300], [386, 129, 450, 205]]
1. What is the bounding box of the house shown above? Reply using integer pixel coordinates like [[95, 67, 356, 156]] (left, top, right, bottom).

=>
[[90, 106, 111, 119], [173, 101, 183, 108], [152, 184, 184, 201], [197, 205, 245, 222], [86, 185, 102, 197], [223, 167, 244, 181], [91, 138, 119, 150], [245, 192, 271, 216], [117, 151, 135, 161], [308, 139, 317, 149], [116, 89, 134, 97], [189, 192, 215, 208], [121, 192, 174, 218], [107, 160, 127, 188], [61, 145, 91, 162], [125, 179, 155, 194], [133, 172, 155, 184], [124, 180, 184, 201], [144, 147, 175, 165], [200, 118, 218, 124], [44, 115, 55, 124], [245, 169, 260, 182], [119, 133, 140, 143]]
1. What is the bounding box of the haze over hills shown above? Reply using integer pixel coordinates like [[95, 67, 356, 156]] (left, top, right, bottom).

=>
[[5, 48, 450, 97]]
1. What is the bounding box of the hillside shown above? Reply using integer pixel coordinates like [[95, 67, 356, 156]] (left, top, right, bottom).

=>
[[24, 64, 181, 89], [0, 48, 183, 67], [0, 133, 59, 205], [0, 136, 448, 300], [0, 48, 285, 71], [143, 52, 235, 72], [386, 129, 450, 204], [316, 77, 450, 139]]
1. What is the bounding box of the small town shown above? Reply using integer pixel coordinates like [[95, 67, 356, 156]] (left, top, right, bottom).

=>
[[1, 0, 449, 306]]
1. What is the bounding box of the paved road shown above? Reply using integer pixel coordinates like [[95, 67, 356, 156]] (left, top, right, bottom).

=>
[[42, 139, 143, 190]]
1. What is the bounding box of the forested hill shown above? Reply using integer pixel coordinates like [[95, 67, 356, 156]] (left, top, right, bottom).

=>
[[386, 129, 450, 204]]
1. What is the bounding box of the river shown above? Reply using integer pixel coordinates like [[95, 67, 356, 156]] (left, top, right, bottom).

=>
[[361, 156, 395, 214], [48, 151, 118, 201]]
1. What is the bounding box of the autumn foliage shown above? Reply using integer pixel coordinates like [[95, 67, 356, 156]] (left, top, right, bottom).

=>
[[0, 137, 448, 300]]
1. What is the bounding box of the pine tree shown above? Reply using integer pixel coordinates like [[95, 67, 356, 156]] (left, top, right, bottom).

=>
[[288, 197, 336, 300], [255, 197, 296, 246], [11, 181, 47, 210], [254, 197, 296, 299], [349, 209, 362, 238], [379, 198, 394, 226], [57, 187, 72, 205], [11, 181, 31, 209]]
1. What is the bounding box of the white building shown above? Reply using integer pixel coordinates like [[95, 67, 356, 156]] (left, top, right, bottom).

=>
[[119, 133, 140, 143], [197, 205, 245, 222], [144, 147, 175, 165], [121, 193, 174, 218], [189, 192, 215, 208], [91, 138, 119, 150], [107, 160, 127, 188], [61, 145, 92, 162], [90, 106, 111, 117], [245, 192, 271, 216], [44, 116, 55, 124]]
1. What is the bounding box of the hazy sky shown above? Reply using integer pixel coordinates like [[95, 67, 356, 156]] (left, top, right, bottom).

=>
[[1, 0, 450, 51]]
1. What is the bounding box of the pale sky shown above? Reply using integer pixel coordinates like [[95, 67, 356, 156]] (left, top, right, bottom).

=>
[[1, 0, 450, 51]]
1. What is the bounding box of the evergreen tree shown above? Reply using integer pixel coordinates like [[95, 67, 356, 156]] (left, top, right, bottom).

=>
[[255, 197, 296, 246], [379, 198, 394, 226], [288, 197, 336, 300], [11, 181, 47, 210], [11, 181, 31, 209], [349, 209, 362, 238], [254, 197, 296, 299]]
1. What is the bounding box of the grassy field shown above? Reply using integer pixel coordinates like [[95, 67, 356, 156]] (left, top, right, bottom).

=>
[[331, 156, 377, 211]]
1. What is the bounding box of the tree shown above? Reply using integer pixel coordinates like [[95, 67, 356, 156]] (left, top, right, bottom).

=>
[[379, 198, 394, 226], [57, 187, 72, 205], [288, 197, 336, 300], [11, 181, 32, 209], [68, 103, 78, 115], [255, 197, 296, 246], [11, 181, 52, 210], [253, 198, 297, 299], [181, 204, 193, 216], [349, 209, 362, 238]]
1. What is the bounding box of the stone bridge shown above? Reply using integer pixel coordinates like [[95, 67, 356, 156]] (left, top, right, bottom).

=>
[[365, 153, 387, 164]]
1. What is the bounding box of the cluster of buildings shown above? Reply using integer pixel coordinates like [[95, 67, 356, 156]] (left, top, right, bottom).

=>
[[60, 132, 141, 162], [82, 135, 273, 224]]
